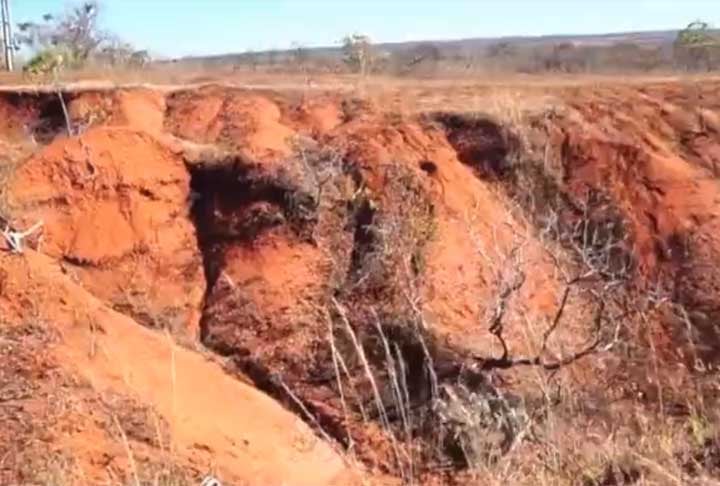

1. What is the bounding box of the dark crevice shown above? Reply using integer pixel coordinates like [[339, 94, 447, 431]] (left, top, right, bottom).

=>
[[188, 159, 314, 292], [184, 140, 529, 474], [347, 197, 377, 282], [0, 91, 75, 144], [186, 150, 325, 359], [35, 93, 72, 142], [431, 112, 520, 179], [61, 255, 94, 267], [419, 159, 438, 175]]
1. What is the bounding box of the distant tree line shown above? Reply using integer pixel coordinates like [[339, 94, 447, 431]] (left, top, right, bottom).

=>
[[23, 5, 717, 79], [213, 21, 720, 77]]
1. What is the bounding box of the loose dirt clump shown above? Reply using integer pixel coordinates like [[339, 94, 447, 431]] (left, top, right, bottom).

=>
[[165, 86, 298, 161]]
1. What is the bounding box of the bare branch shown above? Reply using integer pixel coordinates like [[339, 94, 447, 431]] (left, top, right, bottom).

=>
[[473, 189, 631, 373], [477, 298, 614, 371]]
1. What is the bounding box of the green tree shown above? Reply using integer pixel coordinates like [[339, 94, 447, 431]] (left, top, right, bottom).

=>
[[674, 20, 720, 71], [16, 1, 140, 73], [341, 33, 375, 76]]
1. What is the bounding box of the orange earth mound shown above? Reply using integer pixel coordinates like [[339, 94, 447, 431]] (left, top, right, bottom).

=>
[[2, 80, 720, 484]]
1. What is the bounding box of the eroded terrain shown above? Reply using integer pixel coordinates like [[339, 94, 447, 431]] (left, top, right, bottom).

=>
[[2, 79, 720, 485]]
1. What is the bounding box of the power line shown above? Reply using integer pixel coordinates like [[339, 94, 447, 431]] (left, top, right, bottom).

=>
[[1, 0, 14, 71]]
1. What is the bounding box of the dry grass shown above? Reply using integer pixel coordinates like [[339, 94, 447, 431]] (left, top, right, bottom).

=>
[[0, 307, 202, 486], [0, 139, 35, 223], [3, 64, 719, 102]]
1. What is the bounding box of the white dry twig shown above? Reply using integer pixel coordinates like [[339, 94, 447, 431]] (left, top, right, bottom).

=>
[[200, 476, 222, 486], [2, 220, 44, 254]]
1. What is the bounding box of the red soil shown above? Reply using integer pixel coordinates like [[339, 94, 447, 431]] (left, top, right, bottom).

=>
[[2, 80, 720, 484], [165, 87, 297, 161], [5, 127, 206, 337], [0, 251, 352, 486], [544, 84, 720, 362]]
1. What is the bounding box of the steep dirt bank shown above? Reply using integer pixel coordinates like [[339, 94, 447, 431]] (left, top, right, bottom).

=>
[[0, 250, 353, 486], [2, 81, 720, 484], [533, 84, 720, 365], [4, 127, 206, 337]]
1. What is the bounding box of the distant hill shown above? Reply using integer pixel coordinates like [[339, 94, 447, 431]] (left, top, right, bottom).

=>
[[374, 29, 681, 51], [171, 29, 685, 64]]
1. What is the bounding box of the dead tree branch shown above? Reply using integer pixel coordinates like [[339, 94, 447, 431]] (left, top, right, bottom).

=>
[[473, 190, 632, 373]]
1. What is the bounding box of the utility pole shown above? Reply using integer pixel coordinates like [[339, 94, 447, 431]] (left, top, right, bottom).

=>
[[1, 0, 14, 71]]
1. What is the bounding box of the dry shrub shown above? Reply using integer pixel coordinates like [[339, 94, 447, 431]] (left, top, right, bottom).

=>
[[0, 140, 35, 224], [345, 162, 436, 304]]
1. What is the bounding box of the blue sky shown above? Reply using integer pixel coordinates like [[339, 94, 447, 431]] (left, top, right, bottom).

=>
[[9, 1, 720, 58]]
